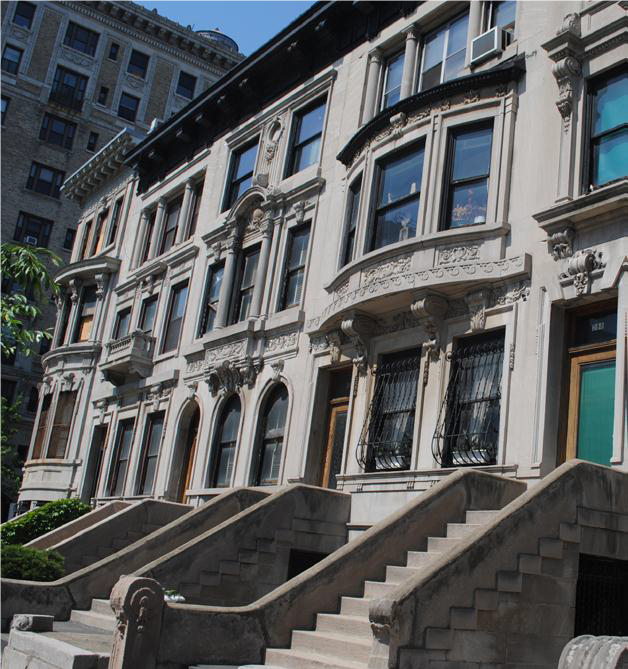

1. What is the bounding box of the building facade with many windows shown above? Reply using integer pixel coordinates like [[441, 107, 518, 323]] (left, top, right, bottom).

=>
[[1, 0, 241, 469], [19, 1, 627, 527]]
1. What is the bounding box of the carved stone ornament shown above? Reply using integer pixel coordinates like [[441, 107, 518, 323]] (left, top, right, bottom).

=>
[[62, 372, 76, 391], [206, 357, 261, 396], [438, 245, 480, 265], [270, 359, 285, 381], [548, 227, 575, 260], [11, 614, 53, 632], [410, 293, 448, 363], [265, 118, 283, 162], [141, 274, 157, 294], [340, 313, 376, 374], [556, 13, 581, 37], [207, 241, 223, 263], [389, 112, 407, 138], [109, 576, 164, 669], [327, 330, 342, 364], [69, 279, 81, 303], [61, 46, 95, 69], [94, 399, 108, 423], [95, 273, 107, 299], [464, 89, 480, 104], [185, 381, 198, 400], [146, 383, 166, 410], [552, 57, 582, 131], [560, 249, 605, 296], [465, 288, 492, 332], [293, 200, 306, 223]]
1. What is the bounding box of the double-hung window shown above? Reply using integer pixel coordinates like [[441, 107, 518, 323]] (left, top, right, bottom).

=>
[[210, 395, 240, 487], [139, 295, 158, 336], [13, 2, 36, 29], [47, 391, 77, 459], [342, 177, 362, 267], [162, 282, 188, 353], [287, 98, 326, 176], [107, 197, 123, 245], [113, 308, 131, 340], [187, 182, 203, 238], [73, 286, 97, 343], [39, 113, 76, 149], [371, 144, 424, 251], [159, 196, 183, 255], [91, 207, 109, 255], [589, 68, 627, 188], [128, 49, 149, 78], [118, 92, 139, 121], [176, 71, 197, 99], [79, 220, 92, 259], [26, 163, 64, 198], [224, 140, 258, 211], [14, 212, 52, 247], [489, 1, 516, 35], [32, 394, 52, 459], [2, 45, 22, 75], [64, 22, 99, 56], [63, 228, 76, 251], [50, 66, 88, 112], [443, 123, 493, 229], [381, 52, 404, 110], [135, 412, 164, 495], [141, 211, 156, 264], [107, 419, 134, 496], [230, 247, 259, 324], [253, 385, 288, 486], [199, 262, 224, 336], [420, 12, 469, 91], [280, 224, 310, 310]]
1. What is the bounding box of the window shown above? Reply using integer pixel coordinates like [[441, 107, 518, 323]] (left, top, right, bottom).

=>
[[432, 330, 504, 467], [420, 12, 469, 91], [139, 296, 158, 336], [64, 22, 99, 56], [97, 86, 109, 105], [209, 395, 241, 487], [108, 42, 119, 61], [342, 177, 361, 266], [162, 282, 188, 353], [79, 220, 92, 259], [32, 394, 52, 459], [13, 2, 36, 29], [176, 71, 197, 99], [287, 98, 326, 176], [135, 412, 164, 495], [489, 1, 516, 34], [2, 45, 23, 75], [26, 162, 64, 198], [26, 387, 39, 413], [159, 196, 183, 255], [187, 182, 203, 238], [281, 224, 310, 310], [1, 96, 9, 125], [589, 68, 627, 188], [39, 113, 76, 149], [371, 143, 424, 251], [91, 207, 109, 255], [358, 350, 421, 472], [56, 295, 71, 347], [113, 308, 131, 340], [127, 49, 149, 78], [381, 51, 404, 110], [199, 262, 224, 336], [118, 92, 139, 121], [107, 419, 134, 496], [72, 285, 97, 343], [47, 390, 77, 458], [50, 66, 88, 112], [63, 228, 76, 251], [107, 197, 123, 245], [223, 140, 258, 211], [87, 131, 99, 152], [141, 211, 156, 263], [252, 385, 288, 486], [443, 123, 493, 229], [230, 247, 259, 324], [14, 212, 53, 247]]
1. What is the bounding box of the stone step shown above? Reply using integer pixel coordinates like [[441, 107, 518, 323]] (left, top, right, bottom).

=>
[[126, 530, 144, 542], [474, 588, 498, 611], [450, 606, 477, 630], [339, 596, 370, 617], [427, 536, 460, 552], [264, 647, 364, 669], [90, 599, 113, 617], [446, 523, 483, 539], [96, 545, 112, 558], [518, 553, 543, 574], [539, 537, 563, 559], [497, 570, 523, 593], [199, 570, 221, 586], [290, 629, 371, 664], [70, 608, 117, 632], [363, 579, 398, 598], [142, 523, 162, 534], [315, 612, 372, 639], [81, 554, 100, 566], [465, 510, 500, 524], [406, 550, 441, 568], [385, 564, 421, 584]]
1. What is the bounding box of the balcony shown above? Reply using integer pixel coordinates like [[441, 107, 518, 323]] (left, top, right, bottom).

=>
[[48, 86, 84, 113], [101, 330, 155, 386]]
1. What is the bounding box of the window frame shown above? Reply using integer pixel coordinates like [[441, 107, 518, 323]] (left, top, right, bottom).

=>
[[108, 42, 119, 61], [106, 197, 124, 245], [187, 181, 203, 238], [87, 131, 99, 152], [13, 2, 36, 29], [223, 139, 259, 212], [487, 1, 516, 35], [380, 50, 405, 111], [161, 281, 189, 354], [198, 261, 225, 337], [209, 395, 241, 488], [229, 246, 260, 325], [2, 44, 23, 75], [176, 70, 197, 99], [1, 96, 9, 125], [159, 195, 183, 255], [135, 411, 164, 496], [280, 222, 311, 311], [50, 65, 88, 112], [107, 418, 135, 497], [113, 307, 132, 340], [139, 295, 158, 336], [127, 49, 149, 79], [46, 390, 78, 459], [39, 113, 76, 149], [63, 228, 76, 251], [63, 21, 100, 57], [285, 96, 327, 177], [32, 393, 53, 459], [14, 211, 53, 247], [341, 176, 362, 267], [26, 162, 65, 199], [72, 285, 98, 343], [251, 385, 289, 486], [118, 92, 140, 122]]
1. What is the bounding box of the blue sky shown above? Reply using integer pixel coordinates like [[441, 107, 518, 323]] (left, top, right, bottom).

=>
[[137, 1, 315, 57]]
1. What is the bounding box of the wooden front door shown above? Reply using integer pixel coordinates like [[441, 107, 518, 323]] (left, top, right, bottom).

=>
[[321, 399, 349, 489]]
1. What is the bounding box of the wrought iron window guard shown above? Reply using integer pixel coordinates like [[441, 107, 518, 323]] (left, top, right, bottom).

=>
[[432, 334, 504, 467], [357, 352, 421, 472]]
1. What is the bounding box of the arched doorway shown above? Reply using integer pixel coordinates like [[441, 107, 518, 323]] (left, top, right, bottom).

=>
[[173, 402, 200, 503]]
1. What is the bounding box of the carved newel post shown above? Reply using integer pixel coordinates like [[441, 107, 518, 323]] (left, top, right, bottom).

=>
[[109, 576, 164, 669]]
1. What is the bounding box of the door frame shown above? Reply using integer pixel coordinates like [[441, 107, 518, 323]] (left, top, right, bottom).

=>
[[321, 397, 349, 488], [565, 341, 616, 460]]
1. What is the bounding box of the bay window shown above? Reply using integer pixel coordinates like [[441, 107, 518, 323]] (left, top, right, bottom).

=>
[[73, 286, 97, 342], [419, 12, 469, 91], [47, 391, 77, 459], [342, 177, 361, 267]]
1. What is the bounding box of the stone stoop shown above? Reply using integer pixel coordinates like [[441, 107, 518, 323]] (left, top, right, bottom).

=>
[[69, 598, 116, 632], [262, 510, 500, 669]]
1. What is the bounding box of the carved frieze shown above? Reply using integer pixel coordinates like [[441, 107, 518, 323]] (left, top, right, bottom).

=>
[[265, 331, 299, 353], [205, 340, 246, 364], [61, 46, 95, 69], [361, 254, 411, 287], [492, 280, 531, 306], [437, 245, 480, 265]]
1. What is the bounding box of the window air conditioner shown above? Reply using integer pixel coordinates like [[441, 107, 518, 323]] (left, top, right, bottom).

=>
[[24, 235, 38, 246], [471, 27, 508, 65]]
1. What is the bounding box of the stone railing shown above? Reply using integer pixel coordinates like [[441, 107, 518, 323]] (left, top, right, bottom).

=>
[[105, 330, 155, 360]]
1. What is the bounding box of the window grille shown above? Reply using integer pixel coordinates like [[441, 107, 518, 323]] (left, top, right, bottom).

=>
[[432, 333, 504, 467], [357, 351, 420, 472]]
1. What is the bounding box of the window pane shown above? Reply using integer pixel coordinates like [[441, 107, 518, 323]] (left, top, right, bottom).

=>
[[284, 271, 304, 308], [383, 52, 404, 109], [14, 2, 36, 28], [452, 126, 493, 180], [115, 309, 131, 339], [162, 283, 188, 352], [443, 49, 466, 83], [423, 29, 445, 72], [449, 180, 488, 228], [492, 1, 516, 30], [140, 297, 157, 334], [288, 228, 309, 268], [235, 143, 257, 179], [293, 136, 321, 173], [214, 444, 235, 486], [297, 103, 325, 143], [593, 128, 628, 186], [379, 149, 424, 206], [374, 199, 419, 250], [447, 13, 469, 56], [241, 250, 259, 287], [593, 71, 628, 135], [258, 440, 282, 485], [138, 413, 163, 495]]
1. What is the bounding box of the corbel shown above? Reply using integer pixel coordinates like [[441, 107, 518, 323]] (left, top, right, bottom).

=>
[[464, 288, 492, 332], [410, 293, 448, 358], [340, 311, 377, 375]]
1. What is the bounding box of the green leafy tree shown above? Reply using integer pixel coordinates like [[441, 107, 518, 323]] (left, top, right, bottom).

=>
[[1, 243, 61, 516]]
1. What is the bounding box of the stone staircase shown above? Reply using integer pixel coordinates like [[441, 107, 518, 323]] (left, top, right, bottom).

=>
[[262, 509, 500, 669], [69, 597, 116, 632]]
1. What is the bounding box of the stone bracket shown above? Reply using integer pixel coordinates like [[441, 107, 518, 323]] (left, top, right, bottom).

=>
[[340, 312, 377, 374]]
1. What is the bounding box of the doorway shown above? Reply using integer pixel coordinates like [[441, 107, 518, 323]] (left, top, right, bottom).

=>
[[174, 404, 200, 503], [321, 368, 352, 489]]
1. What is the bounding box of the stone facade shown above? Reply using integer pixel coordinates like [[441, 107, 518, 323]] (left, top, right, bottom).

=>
[[18, 0, 627, 520], [0, 0, 242, 465]]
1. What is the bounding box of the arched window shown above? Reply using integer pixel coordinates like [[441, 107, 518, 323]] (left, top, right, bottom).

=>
[[209, 395, 240, 487], [252, 385, 288, 486]]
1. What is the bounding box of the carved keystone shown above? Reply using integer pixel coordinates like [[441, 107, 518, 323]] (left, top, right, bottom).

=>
[[109, 576, 164, 669]]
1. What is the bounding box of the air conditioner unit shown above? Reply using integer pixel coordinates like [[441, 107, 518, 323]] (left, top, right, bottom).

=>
[[23, 235, 38, 246], [471, 27, 508, 65]]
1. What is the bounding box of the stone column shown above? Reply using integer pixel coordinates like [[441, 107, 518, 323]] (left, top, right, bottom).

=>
[[132, 209, 149, 268], [175, 178, 195, 244], [147, 198, 167, 260], [66, 279, 82, 344], [466, 0, 483, 66], [363, 49, 382, 123], [250, 216, 274, 318], [214, 228, 241, 328], [51, 292, 68, 348], [400, 26, 418, 100]]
